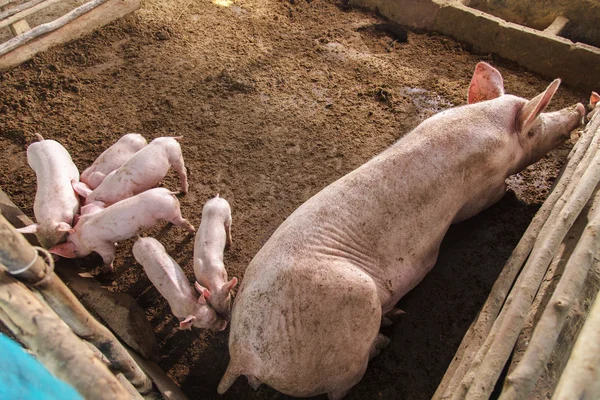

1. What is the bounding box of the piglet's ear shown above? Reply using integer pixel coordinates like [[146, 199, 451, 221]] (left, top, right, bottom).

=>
[[591, 91, 600, 107], [49, 242, 77, 259], [56, 222, 74, 233], [194, 282, 212, 304], [72, 180, 92, 198], [468, 62, 505, 104], [16, 224, 39, 234], [518, 79, 560, 136], [179, 316, 195, 330], [222, 277, 238, 293]]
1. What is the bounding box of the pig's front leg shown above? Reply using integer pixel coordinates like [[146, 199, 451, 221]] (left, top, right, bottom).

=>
[[94, 242, 117, 273], [369, 333, 391, 360]]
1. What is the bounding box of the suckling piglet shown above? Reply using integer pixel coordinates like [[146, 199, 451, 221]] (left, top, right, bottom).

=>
[[49, 188, 195, 273], [133, 237, 227, 331], [73, 136, 188, 206], [193, 195, 237, 319], [16, 134, 80, 248], [80, 133, 147, 190]]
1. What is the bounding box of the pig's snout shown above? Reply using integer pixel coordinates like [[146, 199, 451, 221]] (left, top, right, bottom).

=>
[[216, 319, 228, 331]]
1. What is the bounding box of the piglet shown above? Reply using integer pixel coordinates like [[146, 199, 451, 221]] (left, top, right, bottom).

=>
[[588, 91, 599, 121], [49, 188, 195, 273], [133, 237, 227, 331], [73, 136, 188, 206], [193, 195, 237, 319], [80, 133, 147, 190], [16, 134, 80, 248]]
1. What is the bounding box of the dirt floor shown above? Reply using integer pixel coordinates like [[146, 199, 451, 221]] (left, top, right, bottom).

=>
[[0, 0, 589, 399]]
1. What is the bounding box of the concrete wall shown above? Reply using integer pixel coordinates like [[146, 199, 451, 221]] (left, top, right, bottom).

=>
[[469, 0, 600, 48], [349, 0, 600, 92]]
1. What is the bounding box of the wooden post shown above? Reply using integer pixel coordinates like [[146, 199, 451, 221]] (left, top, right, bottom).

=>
[[500, 187, 600, 399], [0, 189, 160, 361], [461, 120, 600, 399], [0, 214, 152, 394], [433, 113, 600, 399], [551, 287, 600, 399], [0, 270, 131, 399]]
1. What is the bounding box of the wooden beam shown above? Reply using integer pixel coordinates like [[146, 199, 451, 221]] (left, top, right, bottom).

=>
[[0, 0, 55, 31], [0, 0, 140, 70], [0, 0, 110, 56], [0, 0, 57, 22], [0, 1, 31, 37]]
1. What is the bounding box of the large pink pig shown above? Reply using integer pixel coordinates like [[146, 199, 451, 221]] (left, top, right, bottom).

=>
[[73, 137, 188, 206], [132, 237, 227, 331], [193, 195, 237, 319], [80, 133, 147, 190], [49, 188, 195, 273], [16, 134, 80, 248], [218, 63, 585, 399]]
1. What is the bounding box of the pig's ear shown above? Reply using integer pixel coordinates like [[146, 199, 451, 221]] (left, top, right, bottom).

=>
[[517, 79, 561, 136], [179, 316, 195, 330], [194, 282, 211, 304], [222, 277, 238, 293], [49, 242, 77, 258], [72, 180, 92, 198], [16, 224, 39, 234], [591, 91, 600, 107], [55, 222, 74, 233], [467, 62, 504, 104]]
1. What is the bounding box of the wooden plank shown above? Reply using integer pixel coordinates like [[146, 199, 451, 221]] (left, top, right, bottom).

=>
[[128, 350, 190, 400], [9, 19, 31, 36], [0, 0, 140, 70]]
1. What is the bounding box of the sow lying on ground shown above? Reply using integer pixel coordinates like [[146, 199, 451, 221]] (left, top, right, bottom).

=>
[[219, 62, 585, 399]]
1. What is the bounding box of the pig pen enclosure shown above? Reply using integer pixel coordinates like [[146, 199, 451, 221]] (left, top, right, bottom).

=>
[[0, 0, 597, 399]]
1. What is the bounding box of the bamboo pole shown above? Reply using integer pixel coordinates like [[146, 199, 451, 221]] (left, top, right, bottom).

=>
[[0, 270, 130, 400], [0, 0, 109, 56], [500, 187, 600, 399], [461, 122, 600, 399], [551, 286, 600, 399], [0, 214, 152, 393], [433, 115, 600, 399]]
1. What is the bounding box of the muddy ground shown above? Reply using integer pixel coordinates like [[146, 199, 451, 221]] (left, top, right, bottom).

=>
[[0, 0, 589, 398]]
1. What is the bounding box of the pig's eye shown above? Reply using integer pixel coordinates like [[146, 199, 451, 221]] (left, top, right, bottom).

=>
[[527, 118, 544, 137]]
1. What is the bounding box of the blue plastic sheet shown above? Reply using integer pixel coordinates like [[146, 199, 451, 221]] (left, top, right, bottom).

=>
[[0, 334, 83, 400]]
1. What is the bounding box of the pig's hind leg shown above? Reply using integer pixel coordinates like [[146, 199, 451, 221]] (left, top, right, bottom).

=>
[[167, 214, 195, 233], [170, 154, 189, 194]]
